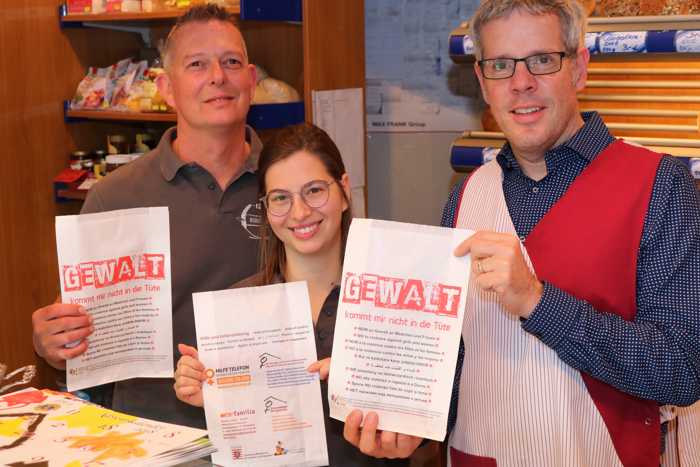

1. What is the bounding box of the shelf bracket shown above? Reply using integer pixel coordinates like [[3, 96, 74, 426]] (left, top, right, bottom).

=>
[[58, 5, 152, 45], [84, 22, 152, 46]]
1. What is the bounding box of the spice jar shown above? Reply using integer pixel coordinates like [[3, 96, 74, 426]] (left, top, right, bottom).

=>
[[105, 155, 132, 173], [92, 149, 107, 177], [69, 150, 88, 170]]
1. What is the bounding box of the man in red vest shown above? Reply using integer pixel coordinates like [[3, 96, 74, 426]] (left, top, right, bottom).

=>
[[344, 0, 700, 465]]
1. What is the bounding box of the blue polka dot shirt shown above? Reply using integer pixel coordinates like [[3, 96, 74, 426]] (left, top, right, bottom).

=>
[[442, 112, 700, 409]]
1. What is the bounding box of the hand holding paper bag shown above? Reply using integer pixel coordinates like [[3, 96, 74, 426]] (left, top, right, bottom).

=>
[[343, 410, 423, 459], [307, 357, 331, 380], [454, 231, 543, 318], [32, 302, 93, 369], [173, 343, 205, 407]]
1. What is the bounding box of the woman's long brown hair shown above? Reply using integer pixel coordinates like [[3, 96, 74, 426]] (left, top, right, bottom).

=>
[[257, 123, 352, 285]]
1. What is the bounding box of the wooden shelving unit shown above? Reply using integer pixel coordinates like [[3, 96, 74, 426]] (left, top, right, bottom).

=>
[[65, 108, 176, 122], [60, 10, 219, 23], [58, 1, 366, 200]]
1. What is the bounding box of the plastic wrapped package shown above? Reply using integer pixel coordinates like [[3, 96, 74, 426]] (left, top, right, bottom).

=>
[[105, 0, 141, 12], [252, 65, 301, 104], [111, 60, 148, 110]]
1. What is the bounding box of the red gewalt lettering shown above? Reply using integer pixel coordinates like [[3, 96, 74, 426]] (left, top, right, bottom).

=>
[[398, 279, 425, 311], [79, 262, 95, 289], [437, 284, 461, 317], [342, 273, 361, 303], [115, 256, 135, 283], [360, 274, 378, 302], [61, 253, 166, 292], [63, 265, 81, 292], [144, 254, 165, 279], [375, 276, 404, 309], [93, 259, 117, 288], [341, 271, 462, 317]]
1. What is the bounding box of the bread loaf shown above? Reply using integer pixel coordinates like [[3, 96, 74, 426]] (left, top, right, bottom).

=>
[[661, 0, 700, 14], [596, 0, 640, 16], [639, 0, 666, 15]]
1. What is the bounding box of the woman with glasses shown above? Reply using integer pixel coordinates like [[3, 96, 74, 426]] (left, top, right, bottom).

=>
[[173, 123, 410, 467]]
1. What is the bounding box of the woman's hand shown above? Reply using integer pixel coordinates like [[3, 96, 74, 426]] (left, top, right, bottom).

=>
[[173, 343, 205, 407], [344, 410, 423, 459], [307, 357, 331, 380]]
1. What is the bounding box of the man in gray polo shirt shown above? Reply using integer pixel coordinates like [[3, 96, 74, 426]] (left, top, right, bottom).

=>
[[31, 5, 260, 428]]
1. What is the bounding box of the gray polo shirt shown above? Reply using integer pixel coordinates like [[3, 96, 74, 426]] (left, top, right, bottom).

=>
[[81, 127, 262, 428]]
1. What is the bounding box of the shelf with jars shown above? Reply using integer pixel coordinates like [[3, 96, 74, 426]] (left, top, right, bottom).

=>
[[56, 0, 366, 205]]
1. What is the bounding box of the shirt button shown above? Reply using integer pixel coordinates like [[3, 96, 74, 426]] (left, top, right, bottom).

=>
[[208, 182, 216, 190], [644, 417, 653, 426], [318, 330, 327, 340], [519, 235, 526, 242], [532, 186, 539, 193]]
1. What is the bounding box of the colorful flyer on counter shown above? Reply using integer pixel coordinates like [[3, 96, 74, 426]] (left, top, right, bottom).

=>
[[0, 387, 215, 467], [55, 207, 173, 392], [193, 282, 329, 467], [328, 218, 473, 441]]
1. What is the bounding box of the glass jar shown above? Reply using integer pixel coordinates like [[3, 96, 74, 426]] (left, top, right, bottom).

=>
[[92, 149, 107, 177], [107, 134, 128, 155], [69, 150, 88, 171], [105, 155, 132, 173]]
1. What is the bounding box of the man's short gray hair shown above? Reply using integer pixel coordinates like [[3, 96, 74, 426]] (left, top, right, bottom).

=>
[[470, 0, 586, 60], [159, 3, 247, 69]]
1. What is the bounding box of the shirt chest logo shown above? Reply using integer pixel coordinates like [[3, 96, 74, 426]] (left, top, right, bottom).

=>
[[237, 201, 263, 239]]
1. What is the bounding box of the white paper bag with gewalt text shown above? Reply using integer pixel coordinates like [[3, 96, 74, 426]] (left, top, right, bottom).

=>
[[56, 207, 173, 391], [328, 218, 473, 441]]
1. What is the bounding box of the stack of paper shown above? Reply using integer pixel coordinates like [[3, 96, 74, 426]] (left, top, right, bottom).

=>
[[0, 388, 215, 466]]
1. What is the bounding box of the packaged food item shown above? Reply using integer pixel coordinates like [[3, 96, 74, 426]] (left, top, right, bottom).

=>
[[71, 67, 109, 109], [142, 0, 177, 11], [111, 60, 148, 110], [72, 58, 171, 114], [67, 0, 93, 14], [174, 0, 207, 8], [254, 78, 301, 104], [252, 65, 301, 104], [125, 67, 170, 112], [105, 0, 141, 12], [72, 59, 130, 110]]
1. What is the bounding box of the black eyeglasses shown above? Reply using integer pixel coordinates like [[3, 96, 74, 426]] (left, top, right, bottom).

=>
[[478, 52, 568, 80], [261, 179, 337, 217]]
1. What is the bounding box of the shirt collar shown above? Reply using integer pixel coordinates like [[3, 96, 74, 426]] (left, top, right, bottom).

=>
[[159, 125, 263, 182], [496, 111, 614, 173]]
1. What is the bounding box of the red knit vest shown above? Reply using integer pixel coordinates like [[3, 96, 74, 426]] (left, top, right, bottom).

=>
[[525, 140, 662, 467]]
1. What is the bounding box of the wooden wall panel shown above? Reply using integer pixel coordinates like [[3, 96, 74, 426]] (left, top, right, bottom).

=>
[[242, 22, 304, 99], [0, 1, 142, 387], [303, 0, 366, 120]]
